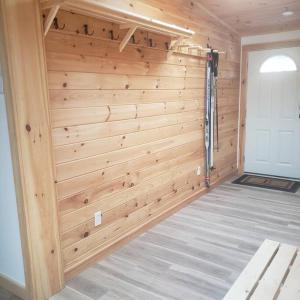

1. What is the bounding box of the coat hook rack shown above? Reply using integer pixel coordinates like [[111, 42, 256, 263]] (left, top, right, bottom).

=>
[[177, 44, 225, 55], [41, 1, 195, 52]]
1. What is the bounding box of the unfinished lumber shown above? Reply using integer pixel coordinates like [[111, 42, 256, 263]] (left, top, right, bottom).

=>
[[224, 240, 300, 300]]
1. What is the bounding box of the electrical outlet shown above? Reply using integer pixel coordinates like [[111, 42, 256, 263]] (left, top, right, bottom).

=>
[[94, 211, 102, 226], [196, 166, 201, 176]]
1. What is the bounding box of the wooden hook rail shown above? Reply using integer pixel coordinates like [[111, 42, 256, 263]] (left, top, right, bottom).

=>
[[177, 44, 225, 54], [41, 0, 194, 52]]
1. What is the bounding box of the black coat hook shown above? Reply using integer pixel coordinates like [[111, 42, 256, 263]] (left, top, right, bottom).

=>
[[83, 24, 94, 36], [109, 30, 119, 40], [148, 38, 156, 48], [53, 17, 65, 30], [131, 34, 136, 44]]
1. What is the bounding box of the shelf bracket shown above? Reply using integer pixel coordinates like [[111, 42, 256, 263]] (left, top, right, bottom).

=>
[[119, 25, 137, 52], [167, 37, 184, 58], [44, 4, 60, 36]]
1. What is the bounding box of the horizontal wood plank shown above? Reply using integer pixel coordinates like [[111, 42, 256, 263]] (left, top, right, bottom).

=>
[[51, 100, 200, 127]]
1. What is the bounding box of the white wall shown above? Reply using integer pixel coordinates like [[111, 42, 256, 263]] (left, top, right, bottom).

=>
[[241, 30, 300, 45], [0, 70, 25, 286]]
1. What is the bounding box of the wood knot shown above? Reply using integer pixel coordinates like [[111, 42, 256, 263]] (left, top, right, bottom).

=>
[[25, 124, 31, 132], [130, 183, 134, 187], [83, 199, 89, 204], [74, 247, 78, 252], [83, 231, 89, 238], [125, 84, 130, 89], [51, 249, 55, 254], [62, 82, 67, 88]]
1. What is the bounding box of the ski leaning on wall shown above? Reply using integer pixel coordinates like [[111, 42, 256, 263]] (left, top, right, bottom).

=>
[[204, 49, 219, 188]]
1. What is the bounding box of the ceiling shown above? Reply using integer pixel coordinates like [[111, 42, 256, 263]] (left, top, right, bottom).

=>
[[197, 0, 300, 36]]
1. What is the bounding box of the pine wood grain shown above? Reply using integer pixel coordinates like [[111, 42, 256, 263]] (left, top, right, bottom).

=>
[[43, 2, 240, 277]]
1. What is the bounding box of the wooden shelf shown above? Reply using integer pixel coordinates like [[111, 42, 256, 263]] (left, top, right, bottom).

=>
[[41, 0, 194, 52]]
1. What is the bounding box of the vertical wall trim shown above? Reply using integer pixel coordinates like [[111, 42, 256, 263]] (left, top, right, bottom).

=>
[[0, 1, 64, 299]]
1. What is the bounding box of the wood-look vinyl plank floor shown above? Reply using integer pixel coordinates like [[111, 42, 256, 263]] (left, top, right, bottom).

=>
[[50, 180, 300, 300], [10, 180, 300, 300]]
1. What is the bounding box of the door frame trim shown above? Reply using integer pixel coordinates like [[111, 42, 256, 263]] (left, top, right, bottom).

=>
[[238, 39, 300, 175]]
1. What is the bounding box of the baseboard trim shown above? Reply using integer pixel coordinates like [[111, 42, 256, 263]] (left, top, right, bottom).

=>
[[65, 171, 237, 281], [0, 273, 26, 299]]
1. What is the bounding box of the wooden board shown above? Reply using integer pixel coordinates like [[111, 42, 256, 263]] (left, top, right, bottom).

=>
[[224, 240, 300, 300]]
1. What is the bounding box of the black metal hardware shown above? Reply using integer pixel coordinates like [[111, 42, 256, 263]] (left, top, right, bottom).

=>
[[83, 24, 94, 36], [53, 17, 65, 30]]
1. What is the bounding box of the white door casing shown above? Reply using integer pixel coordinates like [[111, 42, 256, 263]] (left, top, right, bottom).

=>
[[244, 47, 300, 179]]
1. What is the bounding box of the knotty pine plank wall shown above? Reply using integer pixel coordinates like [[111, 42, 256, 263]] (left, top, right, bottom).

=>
[[44, 0, 240, 277]]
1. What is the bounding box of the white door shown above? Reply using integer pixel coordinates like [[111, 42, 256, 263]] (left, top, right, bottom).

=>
[[244, 47, 300, 179]]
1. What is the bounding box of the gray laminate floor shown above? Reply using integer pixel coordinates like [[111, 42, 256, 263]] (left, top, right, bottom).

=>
[[15, 180, 300, 300], [0, 286, 21, 300], [50, 180, 300, 300]]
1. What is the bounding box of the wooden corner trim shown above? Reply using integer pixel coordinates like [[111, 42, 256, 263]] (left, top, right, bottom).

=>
[[0, 1, 64, 299]]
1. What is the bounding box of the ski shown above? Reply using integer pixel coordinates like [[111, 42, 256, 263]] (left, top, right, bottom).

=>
[[205, 51, 212, 187], [205, 49, 219, 188]]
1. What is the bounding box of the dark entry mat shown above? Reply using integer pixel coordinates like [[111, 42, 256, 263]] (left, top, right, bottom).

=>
[[232, 174, 300, 193]]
